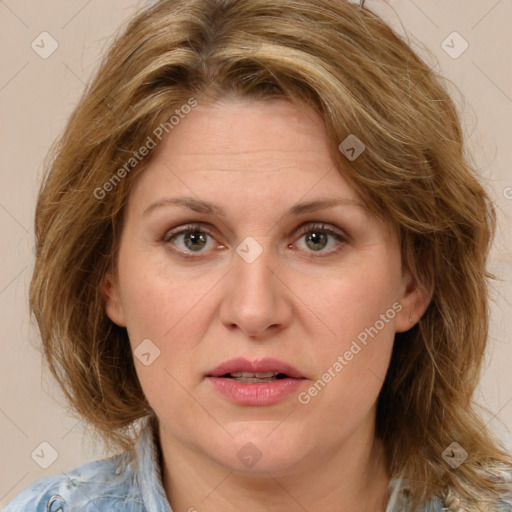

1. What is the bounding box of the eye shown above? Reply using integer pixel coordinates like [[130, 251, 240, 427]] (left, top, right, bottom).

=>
[[161, 223, 220, 256], [292, 222, 348, 256], [160, 222, 348, 259]]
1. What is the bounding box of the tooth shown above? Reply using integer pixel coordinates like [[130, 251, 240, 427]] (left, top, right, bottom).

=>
[[229, 372, 278, 378], [235, 377, 278, 383]]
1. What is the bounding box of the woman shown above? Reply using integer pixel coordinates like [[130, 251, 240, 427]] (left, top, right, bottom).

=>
[[4, 0, 512, 510]]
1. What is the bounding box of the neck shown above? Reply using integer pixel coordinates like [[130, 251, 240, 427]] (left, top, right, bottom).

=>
[[158, 423, 391, 512]]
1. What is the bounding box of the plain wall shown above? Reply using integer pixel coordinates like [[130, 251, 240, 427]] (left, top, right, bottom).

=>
[[1, 0, 511, 506]]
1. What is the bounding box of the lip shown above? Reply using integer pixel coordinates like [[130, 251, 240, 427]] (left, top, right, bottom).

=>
[[206, 357, 307, 406]]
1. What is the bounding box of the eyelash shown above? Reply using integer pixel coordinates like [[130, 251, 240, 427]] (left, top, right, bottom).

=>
[[160, 222, 349, 260]]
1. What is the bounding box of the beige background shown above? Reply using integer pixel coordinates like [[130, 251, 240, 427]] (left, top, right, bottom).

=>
[[1, 0, 511, 506]]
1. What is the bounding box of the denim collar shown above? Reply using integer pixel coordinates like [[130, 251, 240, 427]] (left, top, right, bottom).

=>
[[132, 417, 173, 512]]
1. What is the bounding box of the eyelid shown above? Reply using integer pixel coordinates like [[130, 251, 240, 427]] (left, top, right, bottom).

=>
[[295, 221, 349, 241], [161, 222, 216, 243]]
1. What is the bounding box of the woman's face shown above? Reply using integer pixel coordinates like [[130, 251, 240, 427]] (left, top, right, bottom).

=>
[[104, 97, 426, 476]]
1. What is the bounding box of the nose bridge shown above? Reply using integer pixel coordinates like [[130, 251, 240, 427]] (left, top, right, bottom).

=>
[[220, 235, 291, 336]]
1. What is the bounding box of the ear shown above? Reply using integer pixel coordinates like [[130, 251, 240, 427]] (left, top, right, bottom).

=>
[[101, 270, 126, 327], [395, 266, 433, 333]]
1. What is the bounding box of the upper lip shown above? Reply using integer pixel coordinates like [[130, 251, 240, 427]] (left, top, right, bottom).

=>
[[206, 357, 305, 379]]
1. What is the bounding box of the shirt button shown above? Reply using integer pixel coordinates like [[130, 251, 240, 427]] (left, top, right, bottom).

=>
[[46, 494, 65, 511]]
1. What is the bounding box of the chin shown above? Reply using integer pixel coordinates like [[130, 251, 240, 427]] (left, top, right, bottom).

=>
[[204, 421, 311, 476]]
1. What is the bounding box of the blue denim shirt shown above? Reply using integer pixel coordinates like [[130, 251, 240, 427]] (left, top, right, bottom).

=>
[[3, 419, 512, 511]]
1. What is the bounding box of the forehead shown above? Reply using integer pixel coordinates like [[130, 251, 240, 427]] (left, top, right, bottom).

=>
[[129, 97, 363, 207], [163, 98, 332, 168]]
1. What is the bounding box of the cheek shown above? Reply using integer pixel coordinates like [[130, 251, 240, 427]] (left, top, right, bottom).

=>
[[117, 251, 211, 346], [298, 256, 400, 401], [302, 256, 401, 342], [118, 265, 209, 419], [300, 294, 397, 435], [117, 256, 222, 409]]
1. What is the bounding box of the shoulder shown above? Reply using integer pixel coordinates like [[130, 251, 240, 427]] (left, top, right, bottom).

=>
[[388, 463, 512, 511], [2, 451, 144, 512]]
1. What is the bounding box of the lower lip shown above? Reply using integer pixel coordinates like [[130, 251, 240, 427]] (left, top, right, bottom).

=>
[[206, 377, 305, 406]]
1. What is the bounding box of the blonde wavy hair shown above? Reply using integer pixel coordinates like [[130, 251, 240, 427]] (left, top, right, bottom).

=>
[[30, 0, 511, 509]]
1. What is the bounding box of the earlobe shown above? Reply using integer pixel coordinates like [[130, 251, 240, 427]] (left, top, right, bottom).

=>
[[101, 271, 126, 327], [395, 267, 434, 333]]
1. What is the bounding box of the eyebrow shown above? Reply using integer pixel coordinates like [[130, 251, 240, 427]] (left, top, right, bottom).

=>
[[143, 196, 368, 218]]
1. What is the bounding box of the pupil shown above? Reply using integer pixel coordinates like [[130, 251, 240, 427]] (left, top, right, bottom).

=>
[[185, 232, 206, 251], [307, 232, 327, 251]]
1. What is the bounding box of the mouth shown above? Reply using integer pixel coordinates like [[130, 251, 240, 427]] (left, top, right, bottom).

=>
[[206, 357, 306, 380], [205, 357, 307, 406]]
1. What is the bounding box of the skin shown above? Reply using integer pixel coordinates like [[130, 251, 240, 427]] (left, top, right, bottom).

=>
[[103, 97, 432, 512]]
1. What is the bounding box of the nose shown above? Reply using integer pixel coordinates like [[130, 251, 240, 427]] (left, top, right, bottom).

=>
[[219, 241, 293, 339]]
